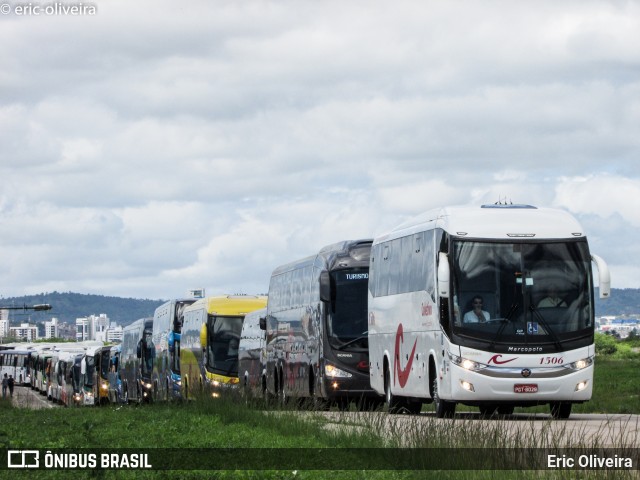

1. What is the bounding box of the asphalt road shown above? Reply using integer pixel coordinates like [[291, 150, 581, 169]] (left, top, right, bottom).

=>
[[9, 386, 59, 409]]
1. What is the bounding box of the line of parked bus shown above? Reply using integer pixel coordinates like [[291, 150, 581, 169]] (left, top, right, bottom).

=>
[[0, 340, 111, 406], [2, 205, 612, 419]]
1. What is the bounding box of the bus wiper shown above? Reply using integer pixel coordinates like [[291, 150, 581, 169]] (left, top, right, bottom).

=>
[[336, 331, 368, 350], [529, 305, 563, 351], [488, 303, 518, 351]]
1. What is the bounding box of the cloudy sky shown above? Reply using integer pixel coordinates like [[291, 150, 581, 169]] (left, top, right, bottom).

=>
[[1, 0, 639, 301]]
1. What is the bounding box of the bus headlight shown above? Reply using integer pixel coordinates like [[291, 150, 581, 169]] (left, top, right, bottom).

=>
[[570, 357, 593, 370], [448, 353, 485, 372], [325, 364, 352, 378]]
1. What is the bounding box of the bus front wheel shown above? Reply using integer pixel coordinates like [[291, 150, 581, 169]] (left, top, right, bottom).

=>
[[384, 366, 403, 414], [432, 377, 455, 418]]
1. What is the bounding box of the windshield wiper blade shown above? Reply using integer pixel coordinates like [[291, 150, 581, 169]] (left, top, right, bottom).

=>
[[488, 303, 518, 351], [336, 331, 368, 350], [529, 305, 563, 351]]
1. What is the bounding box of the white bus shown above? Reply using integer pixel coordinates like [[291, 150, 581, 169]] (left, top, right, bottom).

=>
[[368, 204, 611, 418], [51, 349, 84, 406], [0, 348, 32, 386]]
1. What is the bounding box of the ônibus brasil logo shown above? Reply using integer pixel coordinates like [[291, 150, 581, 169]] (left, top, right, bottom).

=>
[[394, 323, 417, 388]]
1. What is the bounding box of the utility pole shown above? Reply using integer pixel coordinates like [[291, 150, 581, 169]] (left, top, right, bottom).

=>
[[0, 304, 52, 343]]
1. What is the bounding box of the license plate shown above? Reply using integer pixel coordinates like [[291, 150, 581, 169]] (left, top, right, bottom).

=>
[[514, 384, 538, 393]]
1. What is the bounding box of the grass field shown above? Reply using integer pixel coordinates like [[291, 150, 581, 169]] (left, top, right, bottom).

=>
[[1, 355, 638, 480]]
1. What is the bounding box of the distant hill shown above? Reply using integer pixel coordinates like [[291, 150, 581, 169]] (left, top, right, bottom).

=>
[[595, 288, 640, 317], [0, 292, 165, 327], [1, 288, 637, 328]]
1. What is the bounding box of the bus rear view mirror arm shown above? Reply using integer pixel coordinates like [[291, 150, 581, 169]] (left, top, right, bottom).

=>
[[591, 254, 611, 299]]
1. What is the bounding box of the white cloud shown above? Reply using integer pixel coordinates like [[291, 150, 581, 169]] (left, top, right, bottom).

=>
[[554, 174, 640, 227], [0, 0, 639, 300]]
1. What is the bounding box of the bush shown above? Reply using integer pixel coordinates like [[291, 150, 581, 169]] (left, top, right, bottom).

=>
[[595, 332, 618, 355]]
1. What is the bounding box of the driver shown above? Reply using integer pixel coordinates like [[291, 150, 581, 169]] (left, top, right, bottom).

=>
[[227, 337, 239, 357], [463, 295, 490, 323]]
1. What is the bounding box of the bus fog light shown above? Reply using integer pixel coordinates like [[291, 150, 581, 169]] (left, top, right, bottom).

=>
[[460, 380, 475, 392], [212, 392, 220, 399], [331, 381, 339, 390], [575, 381, 588, 392]]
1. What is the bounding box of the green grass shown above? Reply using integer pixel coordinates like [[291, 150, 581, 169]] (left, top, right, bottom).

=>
[[1, 358, 639, 480], [577, 357, 640, 414]]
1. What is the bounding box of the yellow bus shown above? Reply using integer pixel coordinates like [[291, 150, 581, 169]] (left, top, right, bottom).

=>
[[180, 295, 267, 399]]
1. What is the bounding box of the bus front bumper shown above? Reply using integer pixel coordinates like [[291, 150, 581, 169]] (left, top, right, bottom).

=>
[[446, 363, 593, 404]]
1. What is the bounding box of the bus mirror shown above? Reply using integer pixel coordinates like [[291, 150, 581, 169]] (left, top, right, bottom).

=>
[[259, 316, 266, 330], [136, 340, 142, 359], [438, 252, 450, 298], [320, 271, 331, 302], [591, 254, 611, 299], [200, 324, 208, 350], [80, 358, 86, 376]]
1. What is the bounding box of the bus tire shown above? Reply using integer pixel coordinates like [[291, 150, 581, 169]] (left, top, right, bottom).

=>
[[261, 375, 271, 407], [384, 366, 403, 414], [550, 402, 572, 419], [497, 405, 514, 415], [357, 396, 382, 412], [432, 376, 455, 418], [479, 404, 496, 417], [278, 379, 289, 407], [405, 399, 422, 415]]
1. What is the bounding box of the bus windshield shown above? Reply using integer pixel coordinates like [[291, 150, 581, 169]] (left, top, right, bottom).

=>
[[72, 360, 82, 391], [141, 332, 155, 376], [327, 268, 369, 351], [85, 357, 95, 387], [100, 350, 111, 379], [206, 315, 242, 377], [451, 239, 593, 350]]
